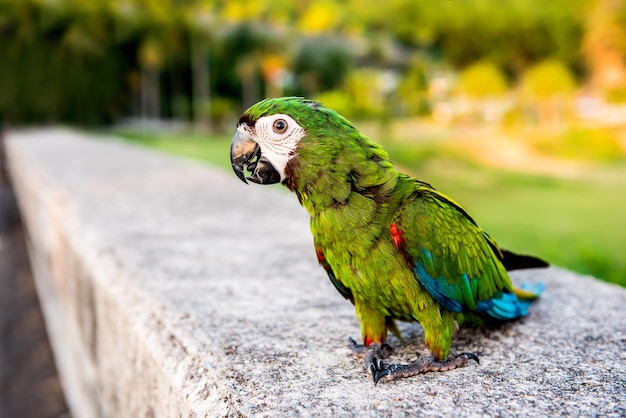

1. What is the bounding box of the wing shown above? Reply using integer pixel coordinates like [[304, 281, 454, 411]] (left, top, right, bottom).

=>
[[315, 246, 354, 303], [390, 185, 531, 320]]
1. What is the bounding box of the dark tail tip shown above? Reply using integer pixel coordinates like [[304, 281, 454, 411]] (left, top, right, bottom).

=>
[[500, 249, 549, 271]]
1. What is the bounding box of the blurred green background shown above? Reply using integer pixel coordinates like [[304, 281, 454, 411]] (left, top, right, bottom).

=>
[[2, 0, 625, 285]]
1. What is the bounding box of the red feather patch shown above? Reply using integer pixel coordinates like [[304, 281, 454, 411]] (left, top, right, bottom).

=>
[[365, 336, 376, 346], [315, 248, 326, 264], [390, 223, 404, 249]]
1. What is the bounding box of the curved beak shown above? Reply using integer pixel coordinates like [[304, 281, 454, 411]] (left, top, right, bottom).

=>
[[230, 130, 258, 184], [230, 130, 281, 185]]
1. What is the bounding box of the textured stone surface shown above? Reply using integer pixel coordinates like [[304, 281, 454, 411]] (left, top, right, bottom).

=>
[[0, 145, 69, 418], [5, 128, 626, 417]]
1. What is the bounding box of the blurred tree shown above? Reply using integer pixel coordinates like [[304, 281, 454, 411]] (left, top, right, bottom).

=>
[[456, 61, 509, 123], [521, 60, 577, 101], [138, 37, 164, 120], [216, 23, 281, 109], [396, 54, 430, 116], [0, 0, 128, 124], [260, 54, 288, 98], [315, 68, 387, 119], [389, 0, 587, 78], [315, 90, 354, 118], [298, 0, 344, 34], [520, 59, 577, 124], [187, 6, 215, 129], [290, 37, 352, 97], [0, 0, 612, 125], [458, 61, 508, 99], [583, 0, 626, 102], [221, 0, 265, 22]]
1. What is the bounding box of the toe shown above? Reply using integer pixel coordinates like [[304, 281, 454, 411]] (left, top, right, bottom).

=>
[[348, 337, 365, 355]]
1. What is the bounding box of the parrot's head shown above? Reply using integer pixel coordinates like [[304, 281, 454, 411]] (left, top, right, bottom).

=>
[[230, 96, 355, 187]]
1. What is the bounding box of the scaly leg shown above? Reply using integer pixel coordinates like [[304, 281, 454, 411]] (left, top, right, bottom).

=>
[[374, 350, 479, 384]]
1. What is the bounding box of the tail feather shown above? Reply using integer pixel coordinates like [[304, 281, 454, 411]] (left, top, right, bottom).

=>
[[514, 282, 544, 300], [500, 249, 549, 271], [476, 283, 544, 321], [476, 292, 529, 320]]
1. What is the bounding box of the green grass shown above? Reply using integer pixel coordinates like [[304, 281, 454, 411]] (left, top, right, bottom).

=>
[[401, 153, 626, 287], [113, 129, 626, 287], [113, 130, 234, 170]]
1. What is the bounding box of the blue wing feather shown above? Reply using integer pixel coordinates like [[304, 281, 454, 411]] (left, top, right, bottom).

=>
[[414, 249, 542, 320], [413, 260, 463, 312]]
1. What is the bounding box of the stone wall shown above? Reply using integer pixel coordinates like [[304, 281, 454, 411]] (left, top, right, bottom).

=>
[[0, 135, 68, 418], [5, 128, 625, 417]]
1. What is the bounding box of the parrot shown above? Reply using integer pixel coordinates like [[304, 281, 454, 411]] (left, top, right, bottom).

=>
[[230, 97, 547, 384]]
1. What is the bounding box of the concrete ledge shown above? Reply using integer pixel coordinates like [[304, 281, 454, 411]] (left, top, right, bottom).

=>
[[5, 128, 626, 417]]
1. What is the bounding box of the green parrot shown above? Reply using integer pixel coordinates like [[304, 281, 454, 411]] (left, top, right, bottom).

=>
[[230, 97, 547, 384]]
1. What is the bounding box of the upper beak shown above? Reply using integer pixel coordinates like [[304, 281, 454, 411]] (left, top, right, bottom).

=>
[[230, 130, 259, 184], [230, 129, 282, 185]]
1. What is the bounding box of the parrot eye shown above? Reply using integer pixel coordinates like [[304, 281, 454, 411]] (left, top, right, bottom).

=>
[[273, 119, 288, 134]]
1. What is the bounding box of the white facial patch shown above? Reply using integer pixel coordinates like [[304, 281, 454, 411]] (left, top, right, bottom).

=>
[[241, 113, 305, 181]]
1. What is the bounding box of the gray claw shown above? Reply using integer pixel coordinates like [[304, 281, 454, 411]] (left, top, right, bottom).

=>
[[369, 364, 377, 382], [457, 352, 480, 365], [374, 369, 389, 385]]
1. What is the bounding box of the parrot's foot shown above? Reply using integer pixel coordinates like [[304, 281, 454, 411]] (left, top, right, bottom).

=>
[[348, 337, 393, 383], [374, 351, 479, 384]]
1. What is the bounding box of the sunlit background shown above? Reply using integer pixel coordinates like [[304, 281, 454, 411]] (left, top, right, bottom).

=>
[[1, 0, 625, 285]]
